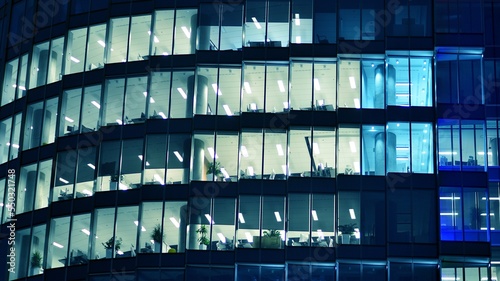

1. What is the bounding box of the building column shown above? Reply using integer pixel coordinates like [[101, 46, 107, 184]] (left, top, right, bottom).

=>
[[191, 75, 209, 115], [178, 205, 189, 252], [374, 64, 385, 108], [386, 64, 396, 106], [192, 139, 205, 181]]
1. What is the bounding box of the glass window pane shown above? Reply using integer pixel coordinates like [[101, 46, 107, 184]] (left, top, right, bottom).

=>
[[240, 131, 263, 179], [410, 57, 432, 106], [194, 67, 217, 115], [174, 9, 197, 55], [314, 61, 337, 111], [237, 195, 260, 248], [387, 122, 409, 173], [140, 202, 163, 253], [263, 131, 287, 179], [42, 97, 58, 145], [23, 102, 44, 150], [68, 214, 90, 265], [312, 194, 335, 247], [267, 0, 289, 47], [361, 192, 385, 245], [289, 127, 312, 176], [144, 135, 166, 185], [107, 17, 130, 63], [411, 123, 433, 173], [338, 191, 360, 245], [187, 197, 211, 250], [216, 132, 239, 181], [17, 54, 28, 99], [362, 57, 384, 109], [2, 58, 18, 106], [242, 64, 265, 112], [261, 196, 285, 249], [440, 187, 463, 241], [220, 4, 243, 50], [17, 163, 36, 214], [338, 126, 360, 175], [120, 139, 144, 189], [0, 117, 12, 164], [192, 132, 215, 181], [115, 206, 139, 258], [287, 194, 310, 246], [59, 88, 82, 136], [152, 10, 174, 56], [97, 141, 121, 192], [47, 216, 70, 268], [245, 0, 266, 46], [10, 113, 21, 160], [11, 228, 31, 279], [462, 120, 486, 171], [29, 224, 46, 276], [387, 56, 410, 107], [35, 159, 52, 209], [76, 146, 97, 197], [438, 119, 461, 171], [362, 125, 385, 176], [103, 78, 125, 126], [290, 61, 312, 110], [170, 71, 194, 118], [54, 151, 76, 202], [463, 188, 488, 242], [81, 85, 102, 132], [339, 0, 361, 40], [86, 24, 106, 70], [313, 127, 336, 177], [413, 189, 437, 243], [265, 64, 289, 113], [65, 28, 87, 75], [212, 198, 236, 251], [291, 0, 313, 44], [91, 208, 116, 259], [0, 178, 5, 223], [217, 67, 241, 116], [148, 71, 170, 120], [198, 4, 220, 51], [314, 0, 336, 44], [338, 59, 360, 108], [167, 134, 190, 184], [29, 41, 50, 89], [128, 15, 151, 62], [47, 37, 65, 84], [164, 202, 186, 253], [124, 76, 147, 124]]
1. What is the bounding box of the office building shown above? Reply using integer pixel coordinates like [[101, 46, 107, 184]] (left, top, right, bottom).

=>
[[0, 0, 500, 280]]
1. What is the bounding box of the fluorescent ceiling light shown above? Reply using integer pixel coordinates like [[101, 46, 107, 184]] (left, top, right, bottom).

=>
[[97, 40, 105, 47], [52, 242, 64, 248], [247, 166, 254, 176], [117, 250, 124, 255], [438, 151, 457, 155], [313, 143, 320, 155], [116, 119, 122, 125], [245, 232, 253, 242], [221, 167, 230, 179], [81, 229, 90, 235], [395, 82, 412, 86], [250, 103, 257, 110], [251, 17, 262, 29], [396, 157, 409, 161], [162, 52, 169, 56], [223, 104, 233, 116], [154, 174, 165, 185], [158, 112, 167, 119], [439, 196, 461, 200], [177, 88, 187, 99], [274, 211, 282, 222], [91, 101, 101, 109], [440, 213, 459, 216], [148, 30, 151, 35], [311, 210, 318, 221], [277, 80, 285, 93], [208, 147, 218, 159], [59, 177, 69, 184], [395, 93, 410, 97], [354, 98, 360, 109], [477, 152, 493, 155], [87, 163, 95, 170], [212, 83, 222, 96], [295, 36, 301, 44], [134, 221, 139, 226], [349, 141, 357, 153], [170, 217, 180, 228], [217, 233, 226, 243], [283, 101, 289, 109], [238, 213, 245, 224], [349, 209, 356, 220], [150, 97, 155, 103], [65, 116, 74, 123], [154, 36, 159, 43], [173, 151, 184, 162], [19, 86, 26, 91], [276, 144, 284, 156], [241, 146, 249, 157], [181, 26, 191, 38], [205, 214, 214, 224], [143, 91, 148, 97], [314, 78, 321, 90], [70, 56, 80, 63], [244, 82, 252, 94], [138, 155, 143, 161], [82, 189, 92, 196], [294, 14, 300, 25], [349, 76, 356, 89], [396, 147, 409, 151]]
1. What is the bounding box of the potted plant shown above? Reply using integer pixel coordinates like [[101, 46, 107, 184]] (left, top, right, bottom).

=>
[[338, 223, 356, 244], [102, 236, 122, 258], [150, 224, 164, 253], [206, 161, 222, 181], [110, 172, 123, 190], [262, 229, 281, 249], [30, 251, 42, 275], [196, 225, 210, 250]]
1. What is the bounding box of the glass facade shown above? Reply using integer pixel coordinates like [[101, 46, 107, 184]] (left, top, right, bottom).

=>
[[1, 0, 500, 280]]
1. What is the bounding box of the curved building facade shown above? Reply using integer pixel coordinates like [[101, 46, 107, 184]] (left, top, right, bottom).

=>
[[1, 0, 500, 280]]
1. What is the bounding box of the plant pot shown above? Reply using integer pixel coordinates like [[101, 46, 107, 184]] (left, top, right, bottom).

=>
[[341, 235, 351, 244], [105, 248, 112, 258], [262, 236, 281, 249], [110, 181, 118, 191], [199, 244, 207, 250], [30, 266, 41, 275], [154, 242, 161, 253]]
